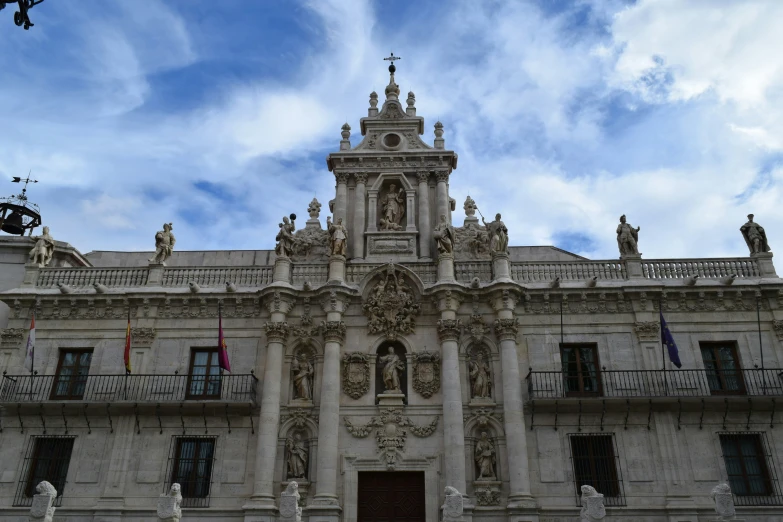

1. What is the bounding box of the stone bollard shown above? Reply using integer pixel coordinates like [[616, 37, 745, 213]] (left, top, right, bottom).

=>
[[711, 483, 743, 521], [437, 252, 455, 282], [580, 485, 606, 522], [157, 483, 182, 522], [442, 486, 464, 522], [280, 481, 302, 522], [28, 481, 56, 522]]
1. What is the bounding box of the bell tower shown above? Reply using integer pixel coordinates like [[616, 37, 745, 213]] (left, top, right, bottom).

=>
[[326, 54, 458, 262]]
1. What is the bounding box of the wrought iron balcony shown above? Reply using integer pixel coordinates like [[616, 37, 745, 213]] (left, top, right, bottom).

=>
[[526, 368, 783, 399], [0, 372, 258, 404]]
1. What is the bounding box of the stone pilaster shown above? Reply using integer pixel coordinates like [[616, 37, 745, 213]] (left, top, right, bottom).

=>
[[491, 291, 535, 511], [247, 294, 293, 516], [417, 170, 432, 259], [334, 172, 349, 223], [309, 294, 347, 522], [353, 172, 367, 259], [436, 170, 450, 224], [622, 253, 643, 279]]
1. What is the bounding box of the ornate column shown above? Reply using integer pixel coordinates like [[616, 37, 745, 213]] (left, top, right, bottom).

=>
[[248, 293, 293, 513], [352, 172, 367, 259], [417, 170, 432, 259], [334, 172, 349, 223], [367, 188, 379, 233], [436, 291, 468, 497], [309, 292, 347, 522], [436, 170, 450, 225], [492, 290, 534, 510]]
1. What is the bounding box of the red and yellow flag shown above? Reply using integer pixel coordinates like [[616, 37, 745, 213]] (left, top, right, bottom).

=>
[[124, 309, 132, 374], [218, 303, 231, 372]]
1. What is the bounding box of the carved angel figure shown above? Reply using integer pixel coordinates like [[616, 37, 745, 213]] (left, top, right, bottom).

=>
[[616, 215, 640, 256], [149, 223, 176, 265], [379, 346, 405, 392], [740, 214, 770, 254], [285, 434, 308, 479], [475, 432, 497, 480], [381, 183, 405, 229], [28, 226, 55, 268]]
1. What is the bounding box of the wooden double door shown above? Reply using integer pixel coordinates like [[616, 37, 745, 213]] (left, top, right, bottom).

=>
[[357, 471, 426, 521]]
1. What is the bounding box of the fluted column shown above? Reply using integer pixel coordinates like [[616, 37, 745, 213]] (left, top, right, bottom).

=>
[[334, 172, 349, 223], [435, 170, 450, 224], [309, 294, 347, 522], [417, 170, 432, 259], [492, 291, 533, 508], [353, 172, 367, 259], [437, 315, 467, 495], [249, 296, 292, 510]]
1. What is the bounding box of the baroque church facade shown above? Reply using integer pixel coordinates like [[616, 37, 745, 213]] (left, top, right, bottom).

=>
[[1, 63, 783, 522]]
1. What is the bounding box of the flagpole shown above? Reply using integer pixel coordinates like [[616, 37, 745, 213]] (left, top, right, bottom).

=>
[[29, 309, 34, 401], [219, 301, 224, 379], [757, 295, 766, 395], [659, 301, 668, 397], [560, 298, 564, 345]]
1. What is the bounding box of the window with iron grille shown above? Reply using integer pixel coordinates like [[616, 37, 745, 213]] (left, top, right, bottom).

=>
[[13, 436, 76, 507], [569, 434, 625, 506], [719, 432, 783, 505], [165, 436, 217, 507]]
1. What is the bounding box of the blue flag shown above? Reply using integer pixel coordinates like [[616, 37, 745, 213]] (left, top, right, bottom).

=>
[[660, 312, 682, 368]]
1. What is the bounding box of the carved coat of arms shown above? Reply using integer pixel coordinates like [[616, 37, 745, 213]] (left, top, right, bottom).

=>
[[412, 351, 441, 398], [342, 352, 371, 399], [362, 263, 420, 340]]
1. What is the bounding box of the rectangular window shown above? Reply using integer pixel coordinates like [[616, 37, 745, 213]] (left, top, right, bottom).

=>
[[719, 433, 783, 505], [569, 434, 624, 506], [166, 436, 216, 507], [50, 349, 92, 400], [186, 348, 221, 400], [13, 436, 75, 507], [700, 342, 745, 395], [561, 344, 602, 397]]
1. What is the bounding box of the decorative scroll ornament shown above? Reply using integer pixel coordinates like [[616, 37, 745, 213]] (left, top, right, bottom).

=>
[[344, 408, 438, 470], [475, 485, 501, 506], [280, 408, 318, 429], [467, 314, 490, 341], [412, 351, 441, 398], [463, 408, 504, 429], [363, 263, 420, 340], [634, 321, 659, 342], [342, 352, 371, 399]]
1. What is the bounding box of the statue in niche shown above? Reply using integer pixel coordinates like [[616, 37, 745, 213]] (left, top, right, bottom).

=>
[[433, 214, 455, 254], [482, 213, 508, 254], [291, 354, 314, 401], [616, 214, 640, 256], [285, 433, 308, 479], [28, 226, 55, 267], [149, 223, 176, 265], [469, 351, 492, 399], [378, 346, 405, 393], [740, 213, 770, 254], [380, 183, 405, 230], [276, 215, 297, 258], [475, 431, 497, 480], [327, 216, 348, 256]]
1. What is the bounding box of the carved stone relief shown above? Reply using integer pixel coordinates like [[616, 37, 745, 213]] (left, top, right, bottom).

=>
[[362, 263, 420, 340], [341, 352, 371, 399], [773, 320, 783, 340], [0, 328, 25, 347], [453, 223, 491, 260], [634, 322, 659, 342], [344, 408, 438, 470], [475, 485, 501, 506], [412, 351, 440, 398], [131, 327, 156, 346]]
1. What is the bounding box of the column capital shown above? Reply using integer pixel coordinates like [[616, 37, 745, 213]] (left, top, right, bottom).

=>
[[434, 289, 465, 313], [435, 170, 450, 183], [320, 320, 346, 343], [494, 317, 519, 341], [318, 289, 350, 314], [437, 318, 463, 342], [353, 172, 368, 184], [417, 170, 430, 183], [264, 321, 290, 343], [335, 171, 349, 184], [263, 290, 295, 315]]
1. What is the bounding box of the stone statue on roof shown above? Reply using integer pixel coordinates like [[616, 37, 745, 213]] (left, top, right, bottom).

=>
[[740, 213, 770, 254]]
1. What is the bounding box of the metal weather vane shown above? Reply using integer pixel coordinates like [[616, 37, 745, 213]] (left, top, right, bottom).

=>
[[0, 172, 41, 235], [1, 0, 45, 30]]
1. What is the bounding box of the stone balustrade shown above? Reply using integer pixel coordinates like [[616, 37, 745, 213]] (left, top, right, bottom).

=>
[[36, 267, 149, 288], [641, 258, 759, 279], [511, 261, 626, 283], [162, 267, 273, 287]]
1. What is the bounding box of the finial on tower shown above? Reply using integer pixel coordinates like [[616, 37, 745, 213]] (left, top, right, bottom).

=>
[[383, 52, 401, 100]]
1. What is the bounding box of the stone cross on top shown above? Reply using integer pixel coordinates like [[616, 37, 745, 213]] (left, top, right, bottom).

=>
[[383, 52, 401, 65]]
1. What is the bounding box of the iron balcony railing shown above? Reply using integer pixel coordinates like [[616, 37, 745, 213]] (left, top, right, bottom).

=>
[[0, 373, 258, 404], [527, 368, 783, 399]]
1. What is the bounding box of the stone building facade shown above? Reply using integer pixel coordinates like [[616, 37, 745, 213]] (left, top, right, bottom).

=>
[[1, 65, 783, 522]]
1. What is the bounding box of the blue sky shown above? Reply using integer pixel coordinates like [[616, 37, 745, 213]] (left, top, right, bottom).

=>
[[1, 0, 782, 259]]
